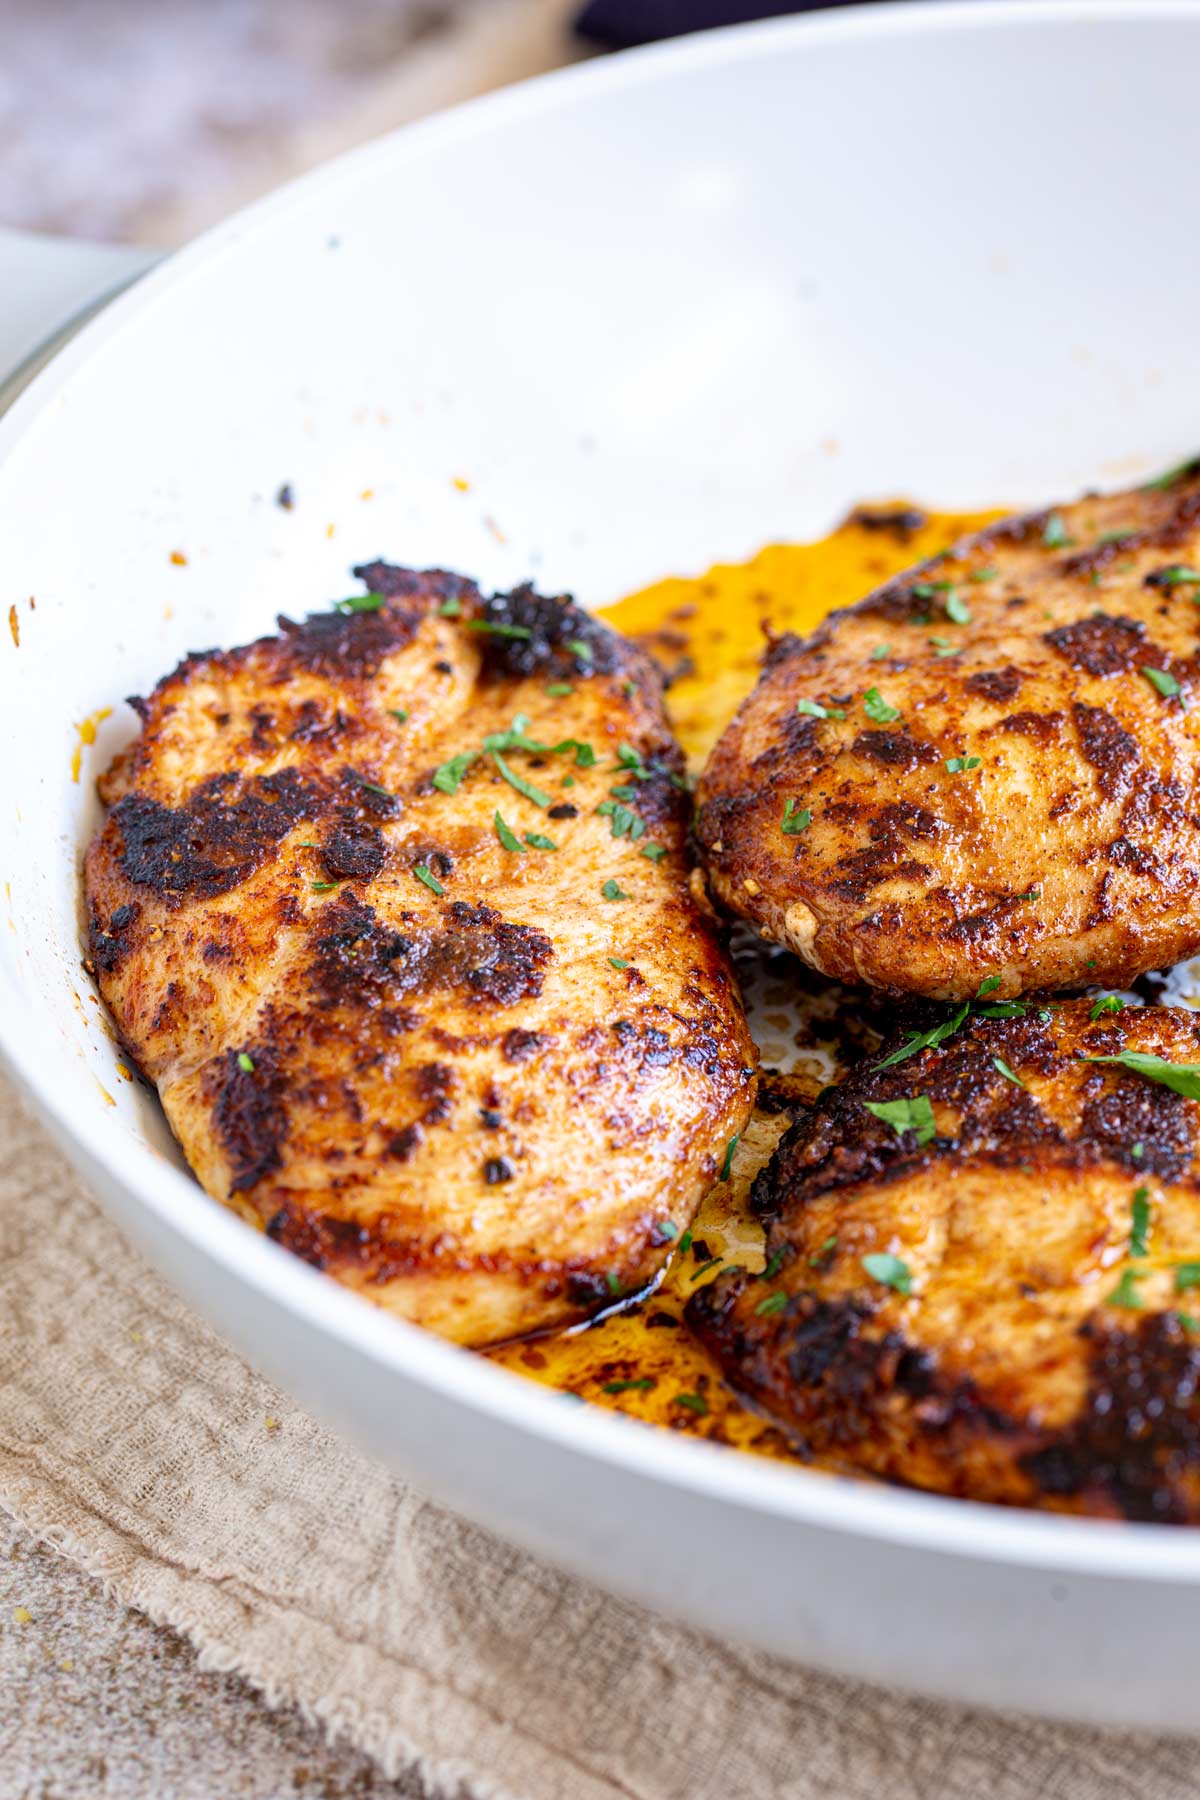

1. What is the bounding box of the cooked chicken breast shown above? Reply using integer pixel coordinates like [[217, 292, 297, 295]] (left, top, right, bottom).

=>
[[697, 463, 1200, 998], [85, 565, 755, 1346], [688, 999, 1200, 1521]]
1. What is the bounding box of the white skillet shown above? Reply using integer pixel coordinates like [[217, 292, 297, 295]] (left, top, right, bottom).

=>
[[3, 0, 1200, 1731]]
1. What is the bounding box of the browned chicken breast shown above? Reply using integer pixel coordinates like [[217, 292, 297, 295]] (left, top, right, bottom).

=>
[[85, 565, 755, 1346], [697, 463, 1200, 999], [689, 998, 1200, 1521]]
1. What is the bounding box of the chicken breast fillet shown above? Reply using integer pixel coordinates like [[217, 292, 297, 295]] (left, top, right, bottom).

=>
[[85, 564, 755, 1346], [689, 999, 1200, 1521], [697, 463, 1200, 998]]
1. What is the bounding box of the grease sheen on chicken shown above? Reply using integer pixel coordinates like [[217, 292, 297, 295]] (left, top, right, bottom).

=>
[[85, 565, 755, 1346], [697, 465, 1200, 998], [689, 1000, 1200, 1521]]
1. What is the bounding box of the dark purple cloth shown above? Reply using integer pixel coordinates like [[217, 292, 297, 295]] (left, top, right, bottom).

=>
[[575, 0, 865, 49]]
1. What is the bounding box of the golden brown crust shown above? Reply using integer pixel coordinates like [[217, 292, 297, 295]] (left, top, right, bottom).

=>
[[85, 566, 756, 1346], [696, 465, 1200, 998], [688, 999, 1200, 1520]]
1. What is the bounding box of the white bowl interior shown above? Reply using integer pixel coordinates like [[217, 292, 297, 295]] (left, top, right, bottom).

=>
[[5, 5, 1200, 1714]]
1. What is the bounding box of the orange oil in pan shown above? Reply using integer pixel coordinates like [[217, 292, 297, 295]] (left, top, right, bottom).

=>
[[488, 503, 1003, 1449]]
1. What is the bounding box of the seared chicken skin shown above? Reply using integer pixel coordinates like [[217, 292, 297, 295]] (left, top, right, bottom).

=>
[[689, 999, 1200, 1521], [697, 464, 1200, 998], [85, 565, 755, 1346]]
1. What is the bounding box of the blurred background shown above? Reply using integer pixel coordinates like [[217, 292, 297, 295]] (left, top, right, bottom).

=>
[[0, 0, 847, 246]]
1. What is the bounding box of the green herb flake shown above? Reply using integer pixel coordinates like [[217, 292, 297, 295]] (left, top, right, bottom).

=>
[[357, 777, 395, 800], [1090, 995, 1124, 1021], [674, 1391, 708, 1416], [622, 679, 636, 696], [608, 956, 629, 970], [863, 1094, 936, 1148], [978, 1002, 1027, 1019], [640, 843, 667, 863], [1153, 565, 1200, 588], [432, 750, 477, 795], [310, 880, 339, 893], [1082, 1050, 1200, 1100], [755, 1292, 788, 1318], [796, 697, 846, 720], [1142, 665, 1184, 701], [601, 879, 628, 901], [1132, 1141, 1145, 1162], [808, 1234, 838, 1268], [976, 975, 1002, 998], [678, 1230, 693, 1255], [437, 596, 462, 617], [545, 681, 574, 697], [335, 592, 385, 614], [236, 1051, 255, 1074], [467, 620, 532, 640], [762, 1249, 785, 1281], [690, 1258, 721, 1283], [601, 1377, 655, 1395], [389, 708, 409, 723], [1177, 1313, 1200, 1332], [1106, 1268, 1145, 1310], [1042, 512, 1072, 549], [1142, 456, 1198, 493], [1130, 1186, 1152, 1259], [781, 799, 812, 836], [970, 565, 998, 583], [567, 637, 594, 665], [655, 1220, 679, 1241], [863, 686, 901, 724], [876, 1003, 969, 1070], [1175, 1263, 1200, 1293], [494, 811, 524, 853], [944, 590, 972, 625], [604, 1272, 622, 1296], [870, 643, 891, 661], [945, 754, 982, 774], [414, 864, 445, 896], [493, 750, 552, 808], [993, 1055, 1025, 1087], [720, 1135, 739, 1181], [525, 832, 557, 851], [862, 1251, 913, 1296]]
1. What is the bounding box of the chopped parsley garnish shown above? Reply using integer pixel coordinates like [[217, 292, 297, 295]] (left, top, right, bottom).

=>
[[863, 686, 901, 724], [1082, 1051, 1200, 1100], [655, 1220, 678, 1241], [389, 707, 409, 722], [525, 832, 557, 851], [762, 1249, 785, 1281], [610, 785, 639, 801], [863, 1094, 936, 1147], [493, 751, 552, 808], [1175, 1263, 1200, 1293], [861, 1251, 913, 1296], [976, 975, 1002, 998], [978, 1001, 1027, 1019], [236, 1052, 255, 1074], [566, 637, 593, 664], [310, 880, 339, 893], [809, 1234, 838, 1267], [945, 755, 981, 773], [605, 1272, 622, 1296], [876, 1002, 968, 1069], [335, 592, 385, 613], [690, 1258, 722, 1282], [597, 800, 644, 840], [720, 1135, 739, 1180], [414, 864, 445, 896], [674, 1392, 708, 1415], [755, 1292, 788, 1318], [483, 716, 596, 766], [1132, 1141, 1145, 1162], [545, 681, 574, 697], [796, 697, 845, 720], [992, 1055, 1025, 1087], [781, 799, 812, 835], [437, 596, 462, 617], [1042, 512, 1072, 548], [602, 1378, 655, 1394], [1178, 1313, 1200, 1332], [601, 879, 627, 901], [1142, 456, 1198, 492], [640, 843, 667, 863], [494, 811, 524, 853], [608, 956, 629, 969], [622, 679, 636, 696], [678, 1230, 693, 1255], [1142, 665, 1183, 701], [944, 590, 972, 624], [1151, 565, 1200, 588], [432, 750, 477, 794], [357, 777, 395, 800], [929, 636, 961, 658], [1106, 1269, 1145, 1310], [1090, 995, 1124, 1021], [467, 620, 532, 639], [1130, 1186, 1152, 1259], [870, 644, 891, 660], [970, 566, 998, 583]]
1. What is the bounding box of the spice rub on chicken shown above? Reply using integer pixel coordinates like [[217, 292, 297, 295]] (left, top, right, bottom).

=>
[[85, 564, 755, 1346], [697, 463, 1200, 999], [689, 998, 1200, 1521]]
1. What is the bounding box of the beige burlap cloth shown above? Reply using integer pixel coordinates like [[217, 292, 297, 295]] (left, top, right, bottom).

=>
[[3, 1075, 1198, 1800]]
